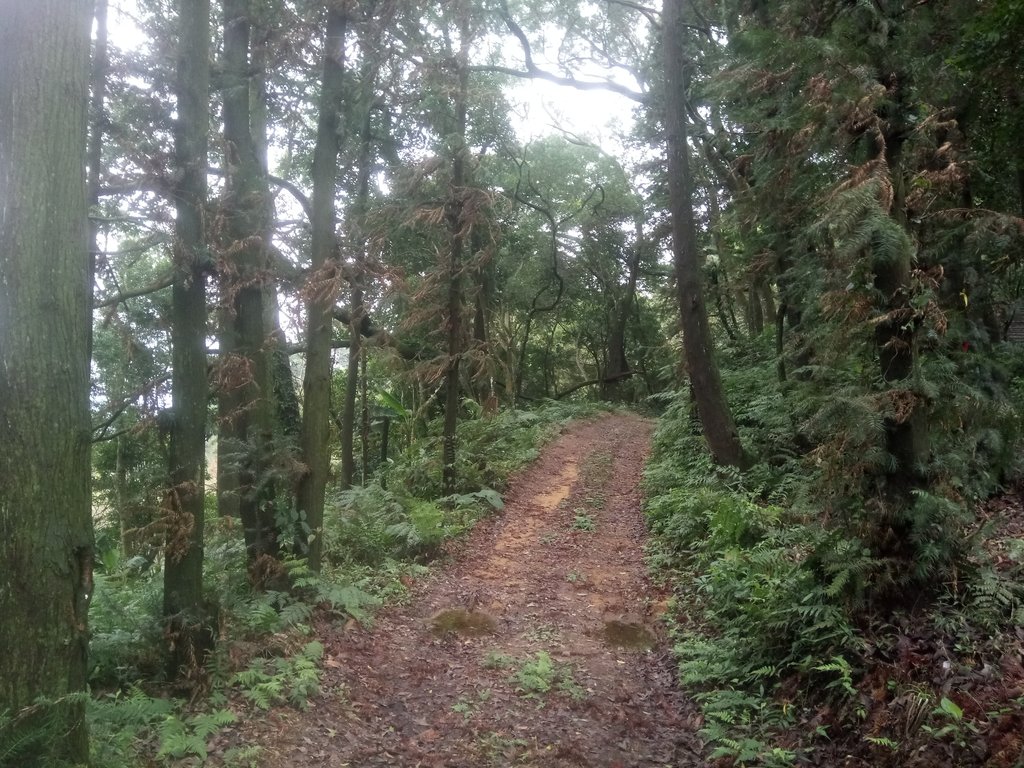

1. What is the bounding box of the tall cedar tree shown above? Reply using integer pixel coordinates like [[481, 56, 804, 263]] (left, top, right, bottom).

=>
[[442, 6, 473, 494], [164, 0, 213, 674], [662, 0, 746, 467], [0, 0, 94, 761], [219, 0, 279, 563], [298, 4, 348, 570]]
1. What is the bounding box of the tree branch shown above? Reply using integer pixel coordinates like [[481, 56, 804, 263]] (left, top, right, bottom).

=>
[[100, 169, 314, 221], [472, 64, 645, 103], [478, 1, 647, 103], [606, 0, 660, 27], [93, 271, 175, 308], [555, 370, 634, 399], [266, 173, 314, 220], [91, 373, 171, 438]]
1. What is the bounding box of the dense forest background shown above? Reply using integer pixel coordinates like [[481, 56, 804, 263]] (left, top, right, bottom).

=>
[[1, 0, 1023, 765]]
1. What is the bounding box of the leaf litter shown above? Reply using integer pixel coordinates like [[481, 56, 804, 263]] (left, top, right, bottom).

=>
[[220, 412, 703, 767]]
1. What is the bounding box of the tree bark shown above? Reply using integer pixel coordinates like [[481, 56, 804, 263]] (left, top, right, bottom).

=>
[[442, 14, 472, 495], [876, 102, 928, 480], [0, 0, 93, 761], [662, 0, 747, 468], [297, 6, 347, 571], [219, 0, 279, 563], [164, 0, 213, 679]]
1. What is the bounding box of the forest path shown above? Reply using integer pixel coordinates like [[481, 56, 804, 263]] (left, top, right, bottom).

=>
[[252, 412, 701, 767]]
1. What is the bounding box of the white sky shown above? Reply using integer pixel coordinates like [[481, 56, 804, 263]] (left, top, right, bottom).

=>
[[509, 78, 638, 151]]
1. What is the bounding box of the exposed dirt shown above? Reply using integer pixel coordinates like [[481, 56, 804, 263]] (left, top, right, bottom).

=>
[[229, 412, 702, 767]]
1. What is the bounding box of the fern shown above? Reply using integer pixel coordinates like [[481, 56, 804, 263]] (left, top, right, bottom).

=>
[[232, 641, 324, 711], [88, 688, 174, 767], [156, 709, 235, 760]]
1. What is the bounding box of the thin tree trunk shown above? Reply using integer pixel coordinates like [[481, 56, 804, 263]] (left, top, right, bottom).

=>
[[340, 105, 377, 490], [603, 218, 642, 399], [747, 281, 763, 335], [116, 434, 130, 553], [662, 0, 747, 468], [341, 11, 387, 488], [252, 9, 300, 443], [706, 178, 744, 339], [470, 227, 491, 402], [0, 0, 93, 760], [270, 300, 302, 439], [164, 0, 212, 679], [361, 346, 370, 482], [759, 280, 776, 326], [297, 6, 347, 570], [340, 291, 362, 489], [1016, 141, 1024, 218], [513, 194, 565, 400]]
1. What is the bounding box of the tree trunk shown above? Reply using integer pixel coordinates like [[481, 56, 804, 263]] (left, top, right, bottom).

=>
[[297, 6, 347, 570], [340, 290, 363, 489], [703, 182, 741, 341], [759, 280, 776, 327], [361, 346, 371, 481], [340, 52, 382, 490], [469, 227, 489, 402], [0, 0, 93, 761], [253, 15, 301, 444], [747, 281, 764, 335], [164, 0, 212, 680], [603, 217, 642, 400], [662, 0, 747, 468], [442, 19, 472, 495], [219, 0, 278, 564], [876, 112, 928, 480]]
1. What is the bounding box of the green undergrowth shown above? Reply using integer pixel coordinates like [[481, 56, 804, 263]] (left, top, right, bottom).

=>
[[384, 400, 609, 497], [323, 401, 608, 568], [80, 400, 602, 766], [645, 340, 1024, 766]]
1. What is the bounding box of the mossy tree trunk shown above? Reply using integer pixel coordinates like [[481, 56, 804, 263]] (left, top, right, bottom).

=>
[[164, 0, 213, 679], [0, 0, 93, 761]]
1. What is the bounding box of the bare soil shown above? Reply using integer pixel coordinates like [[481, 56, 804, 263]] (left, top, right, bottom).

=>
[[231, 412, 702, 767]]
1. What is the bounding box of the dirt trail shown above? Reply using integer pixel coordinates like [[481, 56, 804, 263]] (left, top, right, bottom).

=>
[[249, 412, 701, 767]]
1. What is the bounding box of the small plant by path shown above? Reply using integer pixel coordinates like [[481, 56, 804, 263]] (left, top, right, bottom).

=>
[[571, 510, 596, 531]]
